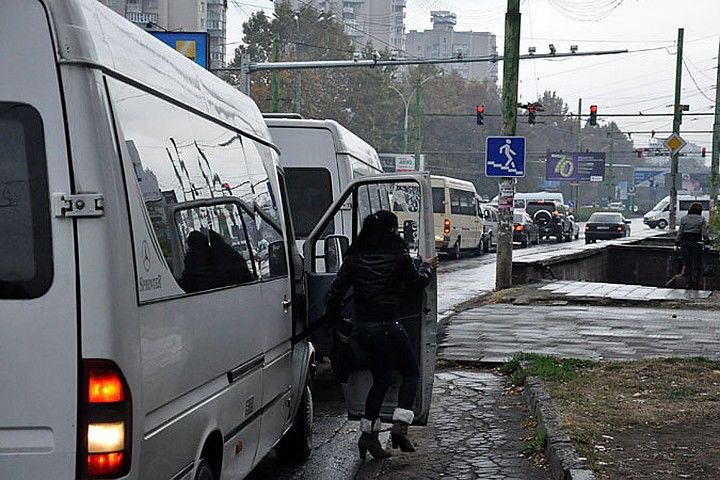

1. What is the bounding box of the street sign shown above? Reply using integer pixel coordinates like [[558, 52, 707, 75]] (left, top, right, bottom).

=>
[[663, 133, 687, 155], [486, 136, 526, 177]]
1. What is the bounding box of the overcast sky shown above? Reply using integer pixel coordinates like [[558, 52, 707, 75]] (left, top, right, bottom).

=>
[[226, 0, 719, 149]]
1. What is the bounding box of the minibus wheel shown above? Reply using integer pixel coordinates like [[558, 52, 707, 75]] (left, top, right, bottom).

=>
[[276, 383, 313, 463], [657, 219, 668, 229], [195, 459, 214, 480]]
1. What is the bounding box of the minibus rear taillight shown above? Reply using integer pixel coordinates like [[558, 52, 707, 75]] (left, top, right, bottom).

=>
[[443, 218, 451, 235], [80, 360, 131, 479]]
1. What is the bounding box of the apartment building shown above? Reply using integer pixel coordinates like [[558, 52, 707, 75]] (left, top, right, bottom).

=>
[[97, 0, 227, 70], [291, 0, 406, 55], [406, 11, 498, 83]]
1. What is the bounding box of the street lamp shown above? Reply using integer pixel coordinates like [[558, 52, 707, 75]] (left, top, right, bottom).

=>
[[389, 72, 442, 164]]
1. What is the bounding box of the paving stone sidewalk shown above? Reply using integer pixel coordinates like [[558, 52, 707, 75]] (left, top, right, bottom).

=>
[[364, 370, 550, 480], [441, 304, 720, 363], [539, 280, 712, 301]]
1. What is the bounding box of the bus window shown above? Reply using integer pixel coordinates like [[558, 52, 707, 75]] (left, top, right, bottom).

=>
[[432, 188, 445, 214]]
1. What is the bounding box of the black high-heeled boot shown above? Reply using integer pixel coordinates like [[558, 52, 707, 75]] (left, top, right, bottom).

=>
[[358, 419, 391, 460], [390, 408, 416, 452]]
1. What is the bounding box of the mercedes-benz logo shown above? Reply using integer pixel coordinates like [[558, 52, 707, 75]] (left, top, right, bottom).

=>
[[142, 240, 151, 272]]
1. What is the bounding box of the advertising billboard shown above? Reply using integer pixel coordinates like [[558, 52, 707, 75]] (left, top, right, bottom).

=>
[[546, 152, 605, 182], [633, 167, 669, 187], [150, 32, 208, 69]]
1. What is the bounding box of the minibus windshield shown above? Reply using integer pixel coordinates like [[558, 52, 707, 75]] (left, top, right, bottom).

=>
[[285, 167, 334, 238]]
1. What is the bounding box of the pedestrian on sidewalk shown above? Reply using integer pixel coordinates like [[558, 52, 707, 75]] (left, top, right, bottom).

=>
[[676, 202, 710, 289], [324, 210, 438, 460]]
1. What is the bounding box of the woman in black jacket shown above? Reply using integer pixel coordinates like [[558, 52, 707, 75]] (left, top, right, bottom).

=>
[[325, 210, 437, 460]]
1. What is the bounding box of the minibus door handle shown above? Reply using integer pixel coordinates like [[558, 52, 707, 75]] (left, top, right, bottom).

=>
[[282, 298, 292, 312]]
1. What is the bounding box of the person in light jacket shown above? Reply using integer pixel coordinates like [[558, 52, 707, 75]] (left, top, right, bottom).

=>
[[325, 210, 437, 460], [676, 202, 710, 289]]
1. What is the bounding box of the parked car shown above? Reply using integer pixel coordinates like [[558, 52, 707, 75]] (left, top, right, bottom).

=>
[[608, 202, 626, 211], [479, 202, 499, 252], [526, 201, 575, 242], [513, 211, 540, 247], [585, 212, 631, 244]]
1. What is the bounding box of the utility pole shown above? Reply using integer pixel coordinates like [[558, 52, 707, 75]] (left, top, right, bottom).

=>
[[272, 38, 281, 113], [414, 79, 423, 170], [575, 98, 582, 208], [496, 0, 521, 291], [711, 38, 720, 211], [669, 28, 684, 229], [608, 129, 615, 202]]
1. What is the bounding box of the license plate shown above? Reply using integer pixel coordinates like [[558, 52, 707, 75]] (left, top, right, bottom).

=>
[[596, 226, 609, 230]]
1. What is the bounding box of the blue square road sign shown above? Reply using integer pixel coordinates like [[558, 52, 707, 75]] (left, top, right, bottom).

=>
[[485, 136, 526, 177]]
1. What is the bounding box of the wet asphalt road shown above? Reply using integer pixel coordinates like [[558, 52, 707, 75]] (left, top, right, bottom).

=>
[[246, 217, 654, 479]]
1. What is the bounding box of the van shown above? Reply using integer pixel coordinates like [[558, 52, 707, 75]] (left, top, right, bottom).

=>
[[0, 2, 437, 479], [644, 195, 713, 229], [430, 176, 484, 258], [265, 115, 385, 251]]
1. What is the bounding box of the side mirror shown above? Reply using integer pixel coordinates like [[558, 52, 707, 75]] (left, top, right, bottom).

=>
[[324, 235, 350, 273], [624, 220, 631, 224]]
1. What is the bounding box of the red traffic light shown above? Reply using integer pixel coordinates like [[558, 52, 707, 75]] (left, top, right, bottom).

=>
[[476, 105, 484, 114], [702, 147, 707, 158], [590, 105, 598, 113]]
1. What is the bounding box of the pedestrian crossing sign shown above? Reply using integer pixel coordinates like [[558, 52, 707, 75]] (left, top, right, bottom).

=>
[[485, 136, 526, 177]]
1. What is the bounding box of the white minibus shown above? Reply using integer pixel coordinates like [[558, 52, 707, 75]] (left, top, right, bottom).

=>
[[644, 194, 714, 229], [0, 2, 438, 479], [430, 176, 484, 258], [265, 115, 386, 250]]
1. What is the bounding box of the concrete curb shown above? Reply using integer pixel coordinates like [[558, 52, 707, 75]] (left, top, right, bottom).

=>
[[523, 377, 596, 480]]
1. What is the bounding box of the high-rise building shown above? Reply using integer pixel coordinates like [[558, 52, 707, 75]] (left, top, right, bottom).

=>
[[406, 11, 498, 83], [291, 0, 406, 55], [96, 0, 227, 71]]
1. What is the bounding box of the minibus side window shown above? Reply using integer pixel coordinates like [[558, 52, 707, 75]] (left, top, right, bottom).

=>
[[0, 103, 52, 299], [107, 78, 279, 299]]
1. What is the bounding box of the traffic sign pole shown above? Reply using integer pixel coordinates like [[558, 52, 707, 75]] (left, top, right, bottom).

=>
[[496, 0, 521, 291], [670, 28, 684, 230]]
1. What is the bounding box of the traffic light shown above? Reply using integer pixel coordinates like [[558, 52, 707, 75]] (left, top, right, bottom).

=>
[[589, 105, 598, 126], [476, 104, 484, 125], [528, 103, 536, 125], [702, 146, 707, 158], [636, 148, 642, 158]]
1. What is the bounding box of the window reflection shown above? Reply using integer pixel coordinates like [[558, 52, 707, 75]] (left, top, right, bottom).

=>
[[108, 78, 287, 296]]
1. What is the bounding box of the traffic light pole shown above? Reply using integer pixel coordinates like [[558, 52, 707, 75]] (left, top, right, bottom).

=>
[[669, 28, 684, 230], [496, 0, 521, 291], [711, 38, 720, 211]]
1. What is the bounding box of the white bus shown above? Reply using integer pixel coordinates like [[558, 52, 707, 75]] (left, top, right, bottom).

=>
[[644, 194, 714, 229], [0, 2, 438, 479]]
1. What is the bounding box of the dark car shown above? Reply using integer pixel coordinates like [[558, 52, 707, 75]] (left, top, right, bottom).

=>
[[513, 212, 540, 247], [526, 201, 574, 243], [585, 212, 631, 244]]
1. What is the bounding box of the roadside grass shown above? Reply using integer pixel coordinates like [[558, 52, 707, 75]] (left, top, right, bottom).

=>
[[499, 352, 594, 386], [501, 355, 720, 480]]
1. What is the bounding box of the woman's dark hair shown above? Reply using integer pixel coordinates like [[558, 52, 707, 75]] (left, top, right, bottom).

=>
[[688, 202, 703, 215], [346, 210, 406, 254]]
